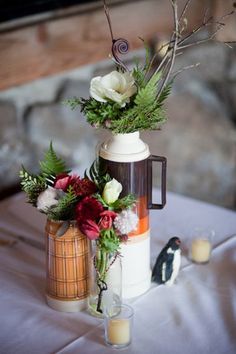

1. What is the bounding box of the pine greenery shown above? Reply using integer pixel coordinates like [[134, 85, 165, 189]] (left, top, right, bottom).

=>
[[64, 44, 172, 134], [110, 194, 136, 211], [47, 186, 77, 221], [63, 97, 82, 110], [111, 71, 166, 134]]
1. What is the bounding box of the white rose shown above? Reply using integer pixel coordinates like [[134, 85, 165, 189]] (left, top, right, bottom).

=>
[[37, 187, 63, 212], [90, 71, 137, 107], [102, 178, 122, 205]]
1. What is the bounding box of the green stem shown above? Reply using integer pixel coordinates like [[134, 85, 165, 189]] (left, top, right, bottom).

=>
[[100, 251, 108, 280]]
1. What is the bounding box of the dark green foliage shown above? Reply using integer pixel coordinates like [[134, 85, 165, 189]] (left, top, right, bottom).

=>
[[47, 186, 77, 221], [156, 83, 172, 108], [63, 97, 82, 110], [97, 229, 120, 254], [19, 167, 46, 206], [93, 193, 109, 208], [39, 142, 70, 184], [85, 159, 111, 192], [19, 144, 75, 220], [79, 98, 122, 128], [111, 71, 168, 134], [110, 194, 136, 211], [64, 41, 172, 134]]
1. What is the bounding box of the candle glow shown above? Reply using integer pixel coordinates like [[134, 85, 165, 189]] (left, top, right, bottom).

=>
[[107, 318, 130, 345], [191, 238, 212, 263]]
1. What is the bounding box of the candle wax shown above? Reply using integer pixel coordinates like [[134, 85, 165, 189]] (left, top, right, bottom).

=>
[[191, 238, 212, 263], [107, 318, 130, 345]]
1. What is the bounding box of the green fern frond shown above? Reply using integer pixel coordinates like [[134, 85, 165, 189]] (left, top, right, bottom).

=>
[[111, 103, 166, 134], [156, 83, 172, 108], [47, 186, 77, 221], [39, 142, 70, 183], [132, 66, 146, 90], [134, 71, 162, 108]]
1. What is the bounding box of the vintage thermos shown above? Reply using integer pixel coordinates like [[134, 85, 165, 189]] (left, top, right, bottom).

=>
[[99, 132, 166, 298]]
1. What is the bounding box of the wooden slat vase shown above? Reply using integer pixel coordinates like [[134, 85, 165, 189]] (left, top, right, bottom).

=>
[[45, 219, 89, 312]]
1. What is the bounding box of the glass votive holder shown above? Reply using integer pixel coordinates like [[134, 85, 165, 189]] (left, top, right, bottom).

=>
[[189, 228, 215, 264], [104, 304, 134, 349]]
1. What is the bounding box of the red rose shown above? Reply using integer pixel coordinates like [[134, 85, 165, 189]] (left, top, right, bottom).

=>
[[76, 196, 104, 223], [99, 210, 117, 230], [79, 219, 100, 240], [54, 174, 77, 191], [73, 177, 97, 197]]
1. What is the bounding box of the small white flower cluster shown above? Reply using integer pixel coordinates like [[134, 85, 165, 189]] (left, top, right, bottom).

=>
[[114, 209, 138, 235]]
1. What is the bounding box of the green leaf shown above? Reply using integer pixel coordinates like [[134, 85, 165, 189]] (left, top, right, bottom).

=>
[[19, 166, 46, 206], [86, 159, 111, 192], [110, 194, 136, 211], [97, 228, 120, 254], [93, 192, 109, 208], [134, 71, 161, 108], [47, 185, 77, 221], [39, 142, 70, 183], [156, 82, 172, 108]]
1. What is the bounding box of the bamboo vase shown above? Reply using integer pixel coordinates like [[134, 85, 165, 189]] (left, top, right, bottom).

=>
[[45, 219, 90, 312]]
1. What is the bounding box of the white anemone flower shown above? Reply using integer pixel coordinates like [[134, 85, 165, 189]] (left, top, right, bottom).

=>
[[90, 71, 137, 107]]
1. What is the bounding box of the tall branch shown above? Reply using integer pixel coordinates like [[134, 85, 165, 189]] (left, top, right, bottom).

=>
[[179, 0, 192, 23], [156, 0, 178, 99]]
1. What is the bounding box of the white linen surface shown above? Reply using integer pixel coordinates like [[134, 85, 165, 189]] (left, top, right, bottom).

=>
[[0, 192, 236, 354]]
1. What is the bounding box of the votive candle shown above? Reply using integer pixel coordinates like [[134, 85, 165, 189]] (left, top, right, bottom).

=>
[[191, 238, 212, 263], [107, 318, 130, 345], [104, 304, 133, 349]]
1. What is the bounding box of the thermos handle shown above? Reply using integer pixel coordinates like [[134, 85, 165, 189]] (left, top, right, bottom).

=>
[[147, 155, 167, 209]]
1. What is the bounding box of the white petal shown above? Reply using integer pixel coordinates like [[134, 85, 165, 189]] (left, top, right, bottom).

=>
[[101, 71, 122, 91], [90, 76, 107, 102], [103, 88, 123, 104], [119, 72, 135, 92]]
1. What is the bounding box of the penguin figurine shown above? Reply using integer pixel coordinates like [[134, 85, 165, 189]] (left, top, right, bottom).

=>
[[152, 237, 181, 286]]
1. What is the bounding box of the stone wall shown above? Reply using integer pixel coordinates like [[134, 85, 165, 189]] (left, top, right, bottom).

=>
[[0, 44, 236, 208]]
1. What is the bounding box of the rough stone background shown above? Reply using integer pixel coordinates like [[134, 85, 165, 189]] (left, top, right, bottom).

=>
[[0, 43, 235, 209]]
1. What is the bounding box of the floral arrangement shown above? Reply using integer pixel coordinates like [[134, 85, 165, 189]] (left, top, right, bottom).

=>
[[65, 48, 169, 134], [19, 144, 138, 313], [65, 0, 235, 134]]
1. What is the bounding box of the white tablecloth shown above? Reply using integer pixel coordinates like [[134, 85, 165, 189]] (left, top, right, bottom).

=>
[[0, 191, 236, 354]]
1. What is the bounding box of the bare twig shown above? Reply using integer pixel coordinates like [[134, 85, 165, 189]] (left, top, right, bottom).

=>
[[156, 0, 178, 99], [154, 7, 235, 56], [171, 62, 200, 79], [178, 26, 225, 50], [179, 0, 192, 23], [177, 14, 214, 47]]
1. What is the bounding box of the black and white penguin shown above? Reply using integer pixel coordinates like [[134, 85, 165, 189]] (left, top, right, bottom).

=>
[[152, 237, 181, 286]]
